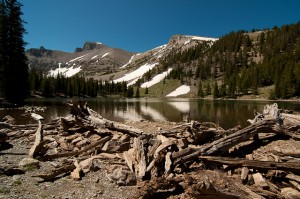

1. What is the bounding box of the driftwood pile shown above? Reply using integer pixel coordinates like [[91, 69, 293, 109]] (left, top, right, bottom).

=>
[[2, 101, 300, 198]]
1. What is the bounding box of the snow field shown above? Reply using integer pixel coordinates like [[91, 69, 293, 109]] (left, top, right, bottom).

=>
[[141, 68, 172, 88], [166, 85, 190, 97]]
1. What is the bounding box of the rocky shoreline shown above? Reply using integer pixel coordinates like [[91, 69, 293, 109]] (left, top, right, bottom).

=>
[[1, 102, 300, 198]]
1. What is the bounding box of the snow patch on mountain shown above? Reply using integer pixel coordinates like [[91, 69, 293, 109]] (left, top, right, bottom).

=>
[[101, 52, 109, 58], [153, 44, 167, 59], [114, 62, 158, 83], [184, 36, 218, 45], [141, 68, 172, 88], [91, 55, 99, 60], [49, 64, 82, 77], [166, 85, 190, 97], [67, 54, 89, 63], [120, 54, 138, 69]]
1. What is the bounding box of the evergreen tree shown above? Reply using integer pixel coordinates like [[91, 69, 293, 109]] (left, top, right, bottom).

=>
[[220, 82, 227, 97], [121, 81, 127, 97], [0, 0, 28, 104], [145, 86, 148, 95], [135, 87, 140, 98], [205, 81, 211, 96], [0, 1, 8, 98], [127, 86, 134, 98], [213, 81, 219, 99], [197, 81, 204, 97]]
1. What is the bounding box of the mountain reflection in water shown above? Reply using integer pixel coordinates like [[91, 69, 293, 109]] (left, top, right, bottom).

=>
[[0, 98, 299, 129]]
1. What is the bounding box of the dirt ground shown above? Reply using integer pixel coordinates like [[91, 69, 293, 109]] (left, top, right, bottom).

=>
[[1, 118, 300, 198]]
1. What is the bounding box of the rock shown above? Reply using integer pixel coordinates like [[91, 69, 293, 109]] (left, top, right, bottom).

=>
[[241, 167, 249, 182], [252, 173, 269, 189], [109, 166, 136, 186], [79, 157, 101, 173], [281, 187, 300, 199], [19, 157, 40, 169], [12, 175, 22, 182]]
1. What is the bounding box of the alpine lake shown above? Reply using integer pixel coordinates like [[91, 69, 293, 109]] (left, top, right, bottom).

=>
[[1, 98, 300, 129]]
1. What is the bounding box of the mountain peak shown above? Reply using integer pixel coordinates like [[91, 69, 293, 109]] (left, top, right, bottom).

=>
[[83, 42, 105, 51], [74, 42, 106, 53], [168, 34, 218, 46]]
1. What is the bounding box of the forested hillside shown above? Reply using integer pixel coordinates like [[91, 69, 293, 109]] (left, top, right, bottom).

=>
[[151, 21, 300, 99]]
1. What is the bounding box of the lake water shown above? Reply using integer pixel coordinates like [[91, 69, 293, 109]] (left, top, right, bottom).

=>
[[1, 98, 300, 129]]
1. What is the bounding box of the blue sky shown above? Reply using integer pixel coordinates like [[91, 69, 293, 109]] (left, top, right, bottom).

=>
[[20, 0, 300, 53]]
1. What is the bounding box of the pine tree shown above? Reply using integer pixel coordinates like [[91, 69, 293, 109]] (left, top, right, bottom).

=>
[[0, 1, 8, 98], [135, 87, 140, 98], [220, 82, 227, 97], [0, 0, 28, 104], [127, 86, 133, 98], [145, 86, 148, 95], [197, 81, 204, 97], [205, 81, 211, 96], [213, 81, 219, 99]]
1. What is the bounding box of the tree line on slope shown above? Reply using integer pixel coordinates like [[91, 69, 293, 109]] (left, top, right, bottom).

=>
[[29, 69, 140, 98], [155, 21, 300, 99]]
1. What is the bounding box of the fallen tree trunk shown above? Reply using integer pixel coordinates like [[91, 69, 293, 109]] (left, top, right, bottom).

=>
[[28, 120, 47, 158], [196, 156, 300, 174], [33, 163, 76, 181], [44, 135, 112, 160], [174, 119, 281, 165], [66, 102, 143, 137]]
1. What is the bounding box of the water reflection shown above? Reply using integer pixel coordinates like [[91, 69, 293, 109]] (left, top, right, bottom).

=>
[[0, 98, 299, 129]]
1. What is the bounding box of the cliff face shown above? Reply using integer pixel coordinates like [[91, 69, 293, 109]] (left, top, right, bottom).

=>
[[82, 42, 103, 51]]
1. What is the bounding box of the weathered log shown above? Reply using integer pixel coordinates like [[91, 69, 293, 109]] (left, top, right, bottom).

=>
[[282, 113, 300, 126], [66, 102, 144, 137], [189, 156, 300, 175], [272, 147, 300, 158], [33, 163, 76, 181], [289, 180, 300, 191], [0, 122, 13, 129], [133, 177, 183, 199], [45, 135, 112, 160], [286, 174, 300, 183], [174, 119, 283, 165], [28, 120, 47, 158], [183, 176, 240, 199], [281, 187, 300, 199], [146, 140, 176, 174], [133, 137, 147, 179], [71, 160, 82, 180], [123, 148, 135, 173], [171, 147, 195, 160], [164, 152, 172, 175], [249, 187, 280, 199], [0, 166, 25, 176], [234, 183, 265, 199]]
